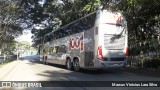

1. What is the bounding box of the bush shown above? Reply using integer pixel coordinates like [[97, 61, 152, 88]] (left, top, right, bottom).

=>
[[143, 58, 160, 68]]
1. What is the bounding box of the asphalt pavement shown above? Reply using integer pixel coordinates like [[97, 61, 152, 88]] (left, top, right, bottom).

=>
[[0, 55, 160, 90]]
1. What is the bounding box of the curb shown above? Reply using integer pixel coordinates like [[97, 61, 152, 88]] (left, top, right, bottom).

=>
[[0, 60, 20, 80]]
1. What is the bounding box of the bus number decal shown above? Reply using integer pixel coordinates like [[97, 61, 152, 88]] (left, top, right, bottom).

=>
[[69, 34, 84, 53], [74, 37, 80, 49], [70, 38, 75, 49], [80, 34, 84, 52]]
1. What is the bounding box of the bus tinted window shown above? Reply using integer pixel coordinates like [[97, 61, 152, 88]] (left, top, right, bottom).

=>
[[46, 12, 96, 40], [85, 13, 96, 29]]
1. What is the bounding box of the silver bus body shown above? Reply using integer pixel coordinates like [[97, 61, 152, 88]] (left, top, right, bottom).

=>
[[40, 9, 128, 70]]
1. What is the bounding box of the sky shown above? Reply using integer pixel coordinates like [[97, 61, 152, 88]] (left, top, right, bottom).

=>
[[16, 30, 33, 44], [15, 0, 63, 45]]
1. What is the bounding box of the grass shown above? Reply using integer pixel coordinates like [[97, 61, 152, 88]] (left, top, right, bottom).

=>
[[0, 59, 15, 68], [0, 63, 8, 68]]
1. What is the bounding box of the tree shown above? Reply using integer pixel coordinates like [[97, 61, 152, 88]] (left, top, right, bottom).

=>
[[114, 0, 160, 67], [0, 0, 24, 51], [20, 0, 160, 51], [20, 0, 105, 47], [19, 41, 31, 50]]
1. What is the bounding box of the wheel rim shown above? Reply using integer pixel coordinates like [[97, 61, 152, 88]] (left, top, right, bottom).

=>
[[67, 60, 71, 69], [45, 60, 48, 64], [74, 60, 80, 71]]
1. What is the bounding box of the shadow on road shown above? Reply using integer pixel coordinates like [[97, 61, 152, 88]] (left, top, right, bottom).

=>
[[32, 61, 124, 75], [26, 60, 160, 79]]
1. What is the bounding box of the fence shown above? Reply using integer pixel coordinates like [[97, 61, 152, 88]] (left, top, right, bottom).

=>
[[128, 37, 160, 68], [0, 55, 17, 64], [128, 56, 160, 68]]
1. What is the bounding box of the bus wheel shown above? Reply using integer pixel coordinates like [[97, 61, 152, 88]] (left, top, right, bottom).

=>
[[73, 58, 80, 72], [66, 58, 73, 70], [43, 56, 48, 65], [45, 60, 48, 65], [43, 60, 46, 64]]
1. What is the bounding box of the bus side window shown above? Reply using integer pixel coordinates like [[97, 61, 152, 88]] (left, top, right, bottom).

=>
[[62, 27, 66, 37], [51, 33, 55, 40], [81, 18, 89, 30], [86, 13, 96, 29], [48, 35, 52, 41], [58, 46, 62, 53], [58, 31, 61, 38], [49, 47, 54, 54], [60, 29, 64, 38], [75, 21, 82, 33], [66, 27, 70, 36], [67, 25, 73, 35], [54, 31, 57, 39], [77, 20, 83, 32], [62, 45, 66, 53], [43, 49, 45, 53], [70, 25, 74, 35], [55, 46, 59, 54]]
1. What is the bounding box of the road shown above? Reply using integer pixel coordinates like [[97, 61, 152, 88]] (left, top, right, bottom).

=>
[[0, 55, 160, 90]]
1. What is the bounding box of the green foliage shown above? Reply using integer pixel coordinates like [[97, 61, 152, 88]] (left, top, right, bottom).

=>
[[19, 0, 104, 47], [83, 0, 101, 12], [116, 0, 160, 68], [143, 58, 160, 68], [0, 40, 17, 55], [0, 0, 23, 50], [116, 0, 160, 56], [19, 41, 31, 49], [20, 0, 160, 67]]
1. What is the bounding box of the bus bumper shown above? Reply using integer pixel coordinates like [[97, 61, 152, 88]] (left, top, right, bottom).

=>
[[94, 60, 127, 69]]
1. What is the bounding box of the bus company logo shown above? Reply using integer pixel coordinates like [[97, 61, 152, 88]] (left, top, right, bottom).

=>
[[69, 34, 84, 53], [2, 82, 11, 87]]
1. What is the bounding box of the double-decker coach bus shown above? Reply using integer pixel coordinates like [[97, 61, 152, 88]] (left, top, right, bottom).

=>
[[39, 8, 128, 71]]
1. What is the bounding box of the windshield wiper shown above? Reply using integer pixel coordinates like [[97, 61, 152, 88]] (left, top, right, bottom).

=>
[[111, 25, 126, 41]]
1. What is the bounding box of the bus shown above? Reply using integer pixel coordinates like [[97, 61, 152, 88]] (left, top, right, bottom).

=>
[[39, 8, 128, 71]]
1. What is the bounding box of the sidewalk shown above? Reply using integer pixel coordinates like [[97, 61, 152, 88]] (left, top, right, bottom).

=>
[[0, 60, 21, 79], [124, 67, 160, 78]]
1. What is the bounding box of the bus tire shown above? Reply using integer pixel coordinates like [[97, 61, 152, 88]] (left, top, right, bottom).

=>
[[43, 60, 46, 64], [44, 60, 48, 65], [66, 58, 73, 70], [73, 58, 80, 72]]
